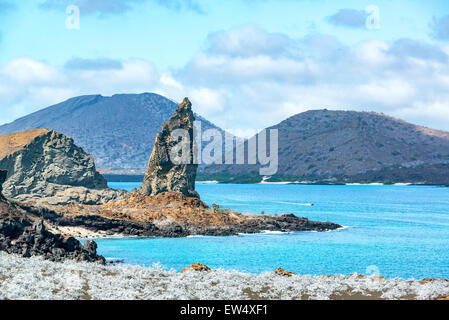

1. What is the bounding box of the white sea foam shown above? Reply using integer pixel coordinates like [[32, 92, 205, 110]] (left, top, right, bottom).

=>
[[1, 252, 448, 300], [237, 230, 291, 236], [261, 230, 291, 235], [196, 181, 219, 184], [275, 201, 314, 206]]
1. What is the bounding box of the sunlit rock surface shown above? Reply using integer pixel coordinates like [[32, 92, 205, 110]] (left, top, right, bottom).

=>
[[139, 98, 198, 198], [0, 129, 124, 205]]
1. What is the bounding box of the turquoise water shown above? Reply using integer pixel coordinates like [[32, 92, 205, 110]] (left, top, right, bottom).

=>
[[98, 182, 449, 279]]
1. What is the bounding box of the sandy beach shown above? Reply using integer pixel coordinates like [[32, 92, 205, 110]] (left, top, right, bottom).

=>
[[46, 224, 119, 238]]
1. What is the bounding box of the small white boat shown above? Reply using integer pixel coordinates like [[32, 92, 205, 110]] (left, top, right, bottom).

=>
[[297, 202, 314, 206]]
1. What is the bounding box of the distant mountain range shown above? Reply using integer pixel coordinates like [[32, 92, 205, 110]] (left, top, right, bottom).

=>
[[0, 93, 225, 171], [200, 110, 449, 185], [1, 94, 449, 184]]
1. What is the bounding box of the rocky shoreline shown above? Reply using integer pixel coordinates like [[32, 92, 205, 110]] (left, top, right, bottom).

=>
[[0, 170, 105, 263], [21, 192, 341, 238]]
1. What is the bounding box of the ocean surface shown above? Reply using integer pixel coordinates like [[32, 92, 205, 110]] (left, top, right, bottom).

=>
[[97, 182, 449, 279]]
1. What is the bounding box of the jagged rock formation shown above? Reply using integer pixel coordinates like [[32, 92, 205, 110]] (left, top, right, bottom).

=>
[[0, 129, 125, 205], [0, 170, 105, 263], [139, 98, 199, 198]]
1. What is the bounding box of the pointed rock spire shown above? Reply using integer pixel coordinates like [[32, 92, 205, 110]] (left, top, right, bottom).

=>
[[139, 98, 199, 198]]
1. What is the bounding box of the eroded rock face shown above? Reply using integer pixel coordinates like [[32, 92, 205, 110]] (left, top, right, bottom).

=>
[[139, 98, 199, 198], [17, 186, 126, 206], [0, 170, 104, 263], [0, 170, 6, 197], [0, 129, 124, 205]]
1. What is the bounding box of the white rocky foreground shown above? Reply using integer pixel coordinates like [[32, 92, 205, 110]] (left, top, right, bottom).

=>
[[1, 252, 449, 300]]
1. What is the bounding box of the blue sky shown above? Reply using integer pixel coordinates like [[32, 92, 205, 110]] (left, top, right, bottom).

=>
[[1, 0, 449, 135]]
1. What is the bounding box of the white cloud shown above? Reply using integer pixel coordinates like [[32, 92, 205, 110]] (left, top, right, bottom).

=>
[[2, 58, 63, 84], [74, 59, 158, 94], [188, 54, 312, 81], [176, 27, 449, 132], [2, 27, 449, 134], [393, 99, 449, 130], [160, 72, 183, 89], [0, 58, 160, 124], [357, 80, 416, 108], [189, 87, 226, 117], [206, 26, 290, 57], [355, 40, 392, 66]]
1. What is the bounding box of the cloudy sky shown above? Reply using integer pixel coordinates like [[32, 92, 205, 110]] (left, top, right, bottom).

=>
[[0, 0, 449, 135]]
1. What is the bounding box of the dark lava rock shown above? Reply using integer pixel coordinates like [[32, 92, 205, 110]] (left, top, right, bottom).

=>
[[0, 216, 105, 263], [0, 171, 105, 263], [0, 218, 105, 263], [0, 170, 6, 196]]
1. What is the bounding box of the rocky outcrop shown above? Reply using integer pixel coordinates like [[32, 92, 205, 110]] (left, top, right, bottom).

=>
[[0, 170, 105, 263], [181, 263, 211, 273], [0, 129, 125, 205], [17, 186, 126, 206], [0, 218, 105, 263], [275, 268, 295, 277], [44, 191, 342, 237], [139, 98, 198, 198]]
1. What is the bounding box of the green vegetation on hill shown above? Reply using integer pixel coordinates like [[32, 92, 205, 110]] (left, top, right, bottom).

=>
[[196, 174, 262, 184]]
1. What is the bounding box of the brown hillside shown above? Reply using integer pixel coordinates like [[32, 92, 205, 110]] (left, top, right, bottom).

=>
[[0, 129, 50, 160], [201, 110, 449, 184]]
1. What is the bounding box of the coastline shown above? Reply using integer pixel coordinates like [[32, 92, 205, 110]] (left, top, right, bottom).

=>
[[46, 225, 126, 239], [345, 182, 412, 186], [196, 181, 219, 184], [111, 176, 444, 186], [260, 181, 415, 186], [48, 222, 350, 240], [35, 191, 342, 239]]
